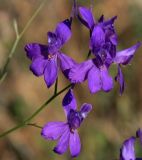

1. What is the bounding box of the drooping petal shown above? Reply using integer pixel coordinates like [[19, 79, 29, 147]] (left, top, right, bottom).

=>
[[114, 42, 141, 65], [41, 122, 67, 140], [62, 89, 77, 117], [69, 60, 94, 83], [80, 103, 92, 119], [69, 130, 81, 158], [53, 126, 70, 155], [58, 53, 76, 71], [120, 137, 136, 160], [44, 56, 58, 88], [115, 65, 125, 95], [30, 57, 47, 76], [55, 20, 72, 45], [90, 26, 105, 54], [88, 66, 101, 94], [100, 66, 113, 92], [24, 43, 48, 60], [79, 7, 95, 29]]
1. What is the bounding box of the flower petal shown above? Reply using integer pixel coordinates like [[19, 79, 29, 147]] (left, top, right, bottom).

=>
[[47, 32, 61, 53], [80, 103, 92, 119], [100, 66, 113, 92], [55, 20, 72, 45], [41, 122, 67, 140], [58, 52, 76, 71], [115, 65, 125, 95], [120, 137, 136, 160], [79, 7, 95, 29], [24, 43, 48, 60], [69, 130, 81, 158], [90, 26, 105, 54], [88, 66, 101, 94], [44, 56, 58, 88], [30, 57, 47, 76], [53, 126, 70, 155], [69, 60, 94, 83], [114, 42, 141, 65], [62, 89, 77, 117]]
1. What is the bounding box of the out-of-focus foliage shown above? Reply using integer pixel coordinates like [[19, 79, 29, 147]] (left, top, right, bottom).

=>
[[0, 0, 142, 159]]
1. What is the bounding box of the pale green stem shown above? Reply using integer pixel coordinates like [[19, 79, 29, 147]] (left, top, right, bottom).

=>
[[0, 0, 47, 81], [0, 83, 72, 138]]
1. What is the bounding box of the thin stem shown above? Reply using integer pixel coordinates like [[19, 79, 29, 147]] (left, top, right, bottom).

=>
[[90, 0, 94, 11], [27, 123, 42, 129], [86, 50, 91, 60], [0, 83, 72, 138], [54, 78, 58, 95], [0, 0, 47, 82]]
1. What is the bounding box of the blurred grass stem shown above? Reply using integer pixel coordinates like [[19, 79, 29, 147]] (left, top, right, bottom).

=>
[[0, 0, 47, 82]]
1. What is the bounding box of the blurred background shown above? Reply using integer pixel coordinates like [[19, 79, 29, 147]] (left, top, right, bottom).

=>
[[0, 0, 142, 159]]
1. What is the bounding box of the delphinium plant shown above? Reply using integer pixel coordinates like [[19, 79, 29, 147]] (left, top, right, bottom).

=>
[[0, 0, 141, 159]]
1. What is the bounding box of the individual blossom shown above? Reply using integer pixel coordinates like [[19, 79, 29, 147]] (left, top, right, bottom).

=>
[[41, 89, 92, 157], [25, 19, 76, 88]]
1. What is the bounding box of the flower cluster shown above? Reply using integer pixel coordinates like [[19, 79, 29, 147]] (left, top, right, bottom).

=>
[[24, 1, 141, 158]]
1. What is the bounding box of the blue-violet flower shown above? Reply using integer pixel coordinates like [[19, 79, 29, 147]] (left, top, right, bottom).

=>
[[41, 89, 92, 157]]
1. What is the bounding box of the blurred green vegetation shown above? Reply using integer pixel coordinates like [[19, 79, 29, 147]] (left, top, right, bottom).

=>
[[0, 0, 142, 160]]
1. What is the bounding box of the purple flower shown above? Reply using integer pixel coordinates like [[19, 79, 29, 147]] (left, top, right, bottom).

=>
[[41, 89, 92, 157], [25, 19, 76, 88], [120, 137, 136, 160], [68, 7, 141, 94]]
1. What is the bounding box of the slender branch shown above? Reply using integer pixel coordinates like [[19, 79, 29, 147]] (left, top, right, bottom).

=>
[[0, 0, 47, 82], [27, 123, 42, 129], [0, 83, 72, 138], [54, 78, 58, 95]]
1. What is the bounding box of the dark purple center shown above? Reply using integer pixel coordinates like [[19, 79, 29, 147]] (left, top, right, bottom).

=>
[[67, 109, 83, 131]]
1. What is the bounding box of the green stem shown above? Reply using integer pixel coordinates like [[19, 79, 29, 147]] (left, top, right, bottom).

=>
[[0, 83, 72, 138], [54, 78, 58, 95], [0, 0, 47, 81], [27, 123, 42, 129]]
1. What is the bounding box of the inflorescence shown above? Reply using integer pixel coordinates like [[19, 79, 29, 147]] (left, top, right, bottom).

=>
[[24, 1, 141, 158]]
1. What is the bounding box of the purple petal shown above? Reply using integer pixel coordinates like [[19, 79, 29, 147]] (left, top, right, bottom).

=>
[[62, 89, 77, 117], [114, 42, 141, 65], [100, 66, 113, 92], [115, 65, 125, 95], [90, 26, 105, 54], [120, 137, 136, 160], [47, 32, 61, 53], [88, 66, 101, 94], [58, 52, 76, 71], [44, 56, 58, 88], [80, 103, 92, 119], [79, 7, 95, 29], [30, 57, 47, 76], [69, 130, 81, 158], [55, 21, 72, 45], [53, 126, 70, 155], [41, 122, 67, 140], [103, 16, 117, 27], [69, 60, 94, 83], [24, 43, 48, 60]]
